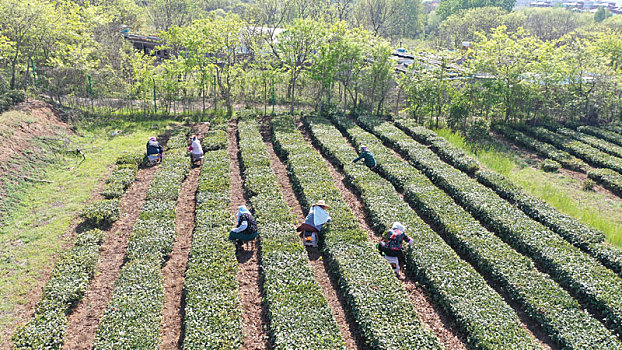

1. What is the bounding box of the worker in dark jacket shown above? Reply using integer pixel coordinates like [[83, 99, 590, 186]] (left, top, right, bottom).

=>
[[146, 137, 163, 163], [352, 145, 376, 168], [230, 205, 258, 244]]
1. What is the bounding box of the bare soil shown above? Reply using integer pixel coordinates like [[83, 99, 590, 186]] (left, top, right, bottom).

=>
[[62, 133, 171, 350], [160, 123, 209, 350], [294, 118, 469, 350], [260, 119, 366, 350], [228, 119, 270, 350]]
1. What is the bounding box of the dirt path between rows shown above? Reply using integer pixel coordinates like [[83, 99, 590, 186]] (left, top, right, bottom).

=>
[[294, 118, 468, 350], [63, 153, 164, 349], [228, 119, 270, 350], [160, 123, 209, 350], [260, 119, 365, 350]]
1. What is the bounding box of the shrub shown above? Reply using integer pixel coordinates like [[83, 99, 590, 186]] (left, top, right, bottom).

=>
[[303, 115, 541, 349], [80, 199, 120, 228], [116, 152, 144, 166], [540, 159, 561, 172], [465, 117, 490, 142], [588, 168, 622, 196], [202, 129, 227, 151], [182, 149, 242, 349], [12, 229, 104, 349], [493, 124, 587, 172], [583, 178, 596, 191], [578, 126, 622, 147]]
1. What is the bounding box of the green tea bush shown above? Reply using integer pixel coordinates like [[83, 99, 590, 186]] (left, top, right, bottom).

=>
[[578, 126, 622, 147], [304, 115, 538, 349], [358, 115, 622, 337], [202, 129, 227, 151], [101, 165, 138, 199], [540, 159, 561, 172], [393, 118, 480, 174], [588, 168, 622, 196], [182, 149, 242, 349], [80, 199, 120, 228], [557, 127, 622, 159], [493, 124, 587, 172], [332, 114, 622, 349], [237, 119, 347, 350], [517, 124, 622, 174], [272, 116, 443, 349], [12, 229, 104, 349], [116, 152, 144, 166]]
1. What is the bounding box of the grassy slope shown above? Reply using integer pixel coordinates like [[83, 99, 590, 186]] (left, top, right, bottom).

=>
[[0, 118, 174, 345], [435, 128, 622, 247]]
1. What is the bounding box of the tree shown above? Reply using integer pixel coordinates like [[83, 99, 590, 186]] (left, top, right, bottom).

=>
[[594, 7, 612, 23], [146, 0, 200, 31], [277, 18, 324, 114], [436, 0, 515, 20]]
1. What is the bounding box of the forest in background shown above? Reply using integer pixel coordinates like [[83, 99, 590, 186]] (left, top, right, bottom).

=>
[[0, 0, 621, 132]]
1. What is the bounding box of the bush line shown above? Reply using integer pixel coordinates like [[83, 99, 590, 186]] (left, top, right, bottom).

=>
[[393, 119, 622, 278], [357, 115, 622, 338], [333, 115, 621, 349], [491, 123, 587, 172], [12, 149, 144, 349], [270, 115, 442, 349], [182, 149, 242, 349], [578, 126, 622, 148], [516, 124, 622, 175], [94, 127, 191, 349], [556, 127, 622, 159], [588, 168, 622, 197], [237, 119, 346, 350], [304, 115, 540, 350]]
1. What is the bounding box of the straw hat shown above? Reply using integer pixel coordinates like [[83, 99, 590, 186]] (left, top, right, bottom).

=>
[[314, 200, 330, 208]]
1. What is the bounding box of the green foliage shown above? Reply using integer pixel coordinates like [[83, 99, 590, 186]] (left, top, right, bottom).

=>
[[201, 129, 227, 151], [308, 114, 543, 349], [556, 127, 622, 159], [583, 178, 597, 191], [237, 119, 347, 349], [588, 168, 622, 196], [272, 115, 442, 349], [540, 159, 561, 172], [335, 114, 622, 348], [578, 125, 622, 148], [465, 117, 490, 142], [358, 115, 622, 338], [93, 259, 164, 350], [80, 199, 120, 228], [12, 229, 104, 349], [518, 124, 622, 174], [101, 164, 138, 199], [116, 152, 145, 166], [182, 149, 242, 349], [0, 90, 26, 112], [493, 124, 587, 172]]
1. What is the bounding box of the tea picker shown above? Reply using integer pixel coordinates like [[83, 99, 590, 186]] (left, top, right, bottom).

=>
[[296, 200, 331, 248], [377, 222, 413, 275]]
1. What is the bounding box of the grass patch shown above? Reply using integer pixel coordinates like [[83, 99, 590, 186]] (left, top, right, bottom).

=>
[[0, 118, 175, 346], [435, 128, 622, 247]]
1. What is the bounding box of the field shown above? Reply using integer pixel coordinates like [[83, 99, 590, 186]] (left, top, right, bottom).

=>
[[3, 103, 622, 350]]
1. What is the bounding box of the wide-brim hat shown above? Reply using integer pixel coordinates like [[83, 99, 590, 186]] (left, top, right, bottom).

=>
[[314, 200, 330, 208]]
